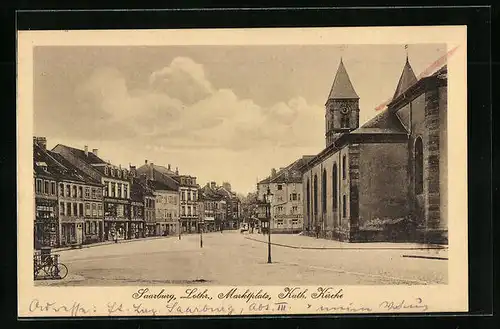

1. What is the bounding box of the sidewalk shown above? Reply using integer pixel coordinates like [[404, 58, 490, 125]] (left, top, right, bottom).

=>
[[244, 233, 448, 260], [50, 233, 187, 252]]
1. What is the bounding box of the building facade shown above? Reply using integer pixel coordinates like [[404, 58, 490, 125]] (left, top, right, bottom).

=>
[[52, 144, 132, 241], [257, 156, 313, 233], [301, 57, 448, 244], [199, 183, 227, 232], [34, 138, 105, 248], [177, 176, 199, 233], [149, 180, 180, 236]]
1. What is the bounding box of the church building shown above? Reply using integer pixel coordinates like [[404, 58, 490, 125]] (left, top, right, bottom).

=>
[[301, 55, 448, 244]]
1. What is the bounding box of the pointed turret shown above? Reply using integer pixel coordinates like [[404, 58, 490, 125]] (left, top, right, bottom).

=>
[[393, 57, 417, 100], [326, 58, 359, 102]]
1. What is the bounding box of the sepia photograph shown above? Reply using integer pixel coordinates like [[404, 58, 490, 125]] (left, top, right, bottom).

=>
[[18, 26, 468, 316]]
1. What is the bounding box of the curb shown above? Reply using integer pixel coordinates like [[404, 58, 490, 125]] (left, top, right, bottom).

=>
[[51, 234, 181, 252], [402, 255, 448, 260], [244, 236, 448, 251]]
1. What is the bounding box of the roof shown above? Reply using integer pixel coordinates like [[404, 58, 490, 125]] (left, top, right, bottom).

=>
[[393, 57, 418, 100], [34, 143, 94, 183], [130, 177, 154, 201], [147, 179, 178, 192], [136, 164, 180, 191], [48, 151, 101, 184], [327, 59, 359, 101], [352, 109, 408, 135], [259, 155, 315, 185], [55, 144, 107, 165]]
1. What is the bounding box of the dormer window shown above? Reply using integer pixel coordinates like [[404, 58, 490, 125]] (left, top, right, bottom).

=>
[[123, 170, 128, 179], [104, 166, 109, 176], [111, 168, 115, 177], [117, 170, 122, 178]]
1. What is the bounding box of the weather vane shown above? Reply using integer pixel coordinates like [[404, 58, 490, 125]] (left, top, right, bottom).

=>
[[405, 44, 409, 59]]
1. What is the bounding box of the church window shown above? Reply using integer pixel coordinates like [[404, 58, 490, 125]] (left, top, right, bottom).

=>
[[342, 195, 347, 218], [313, 175, 318, 215], [341, 115, 350, 128], [414, 137, 424, 195], [342, 155, 347, 179], [322, 169, 327, 213], [332, 163, 338, 210]]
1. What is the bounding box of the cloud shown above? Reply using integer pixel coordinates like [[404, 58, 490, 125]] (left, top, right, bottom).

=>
[[149, 57, 214, 105], [70, 56, 324, 151]]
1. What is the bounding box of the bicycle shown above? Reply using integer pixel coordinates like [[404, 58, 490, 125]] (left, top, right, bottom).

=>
[[34, 253, 68, 280]]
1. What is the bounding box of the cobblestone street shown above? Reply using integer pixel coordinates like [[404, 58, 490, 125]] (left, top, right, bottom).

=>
[[38, 231, 448, 286]]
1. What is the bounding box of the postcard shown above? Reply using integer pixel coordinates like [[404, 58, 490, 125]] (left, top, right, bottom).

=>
[[17, 26, 468, 317]]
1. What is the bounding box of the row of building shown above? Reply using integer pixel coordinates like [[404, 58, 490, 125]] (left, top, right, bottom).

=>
[[33, 139, 241, 249], [255, 55, 448, 244]]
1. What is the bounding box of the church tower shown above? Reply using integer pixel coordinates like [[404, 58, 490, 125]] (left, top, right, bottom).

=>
[[325, 58, 360, 147]]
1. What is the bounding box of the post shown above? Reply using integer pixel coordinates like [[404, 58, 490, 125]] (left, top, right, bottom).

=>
[[267, 202, 272, 264], [178, 219, 181, 240], [200, 222, 203, 248]]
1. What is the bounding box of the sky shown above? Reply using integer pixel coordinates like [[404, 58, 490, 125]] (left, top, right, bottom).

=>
[[33, 44, 446, 195]]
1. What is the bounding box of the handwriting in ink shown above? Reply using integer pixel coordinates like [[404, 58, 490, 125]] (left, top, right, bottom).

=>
[[29, 299, 95, 316], [165, 302, 235, 315], [379, 298, 429, 312]]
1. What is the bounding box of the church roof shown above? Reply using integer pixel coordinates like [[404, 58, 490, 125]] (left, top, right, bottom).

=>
[[327, 59, 359, 101], [352, 109, 408, 135], [393, 57, 418, 100]]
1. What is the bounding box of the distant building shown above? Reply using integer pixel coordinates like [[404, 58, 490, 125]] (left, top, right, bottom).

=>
[[136, 161, 181, 235], [129, 166, 156, 237], [148, 179, 179, 236], [257, 156, 314, 233], [216, 185, 241, 229], [200, 182, 227, 231]]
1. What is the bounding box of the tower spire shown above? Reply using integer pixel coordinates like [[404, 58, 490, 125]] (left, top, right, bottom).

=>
[[393, 49, 417, 100], [326, 58, 359, 102]]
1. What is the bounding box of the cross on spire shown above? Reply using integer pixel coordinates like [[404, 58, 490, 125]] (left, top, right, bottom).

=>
[[339, 44, 346, 62], [404, 44, 409, 61]]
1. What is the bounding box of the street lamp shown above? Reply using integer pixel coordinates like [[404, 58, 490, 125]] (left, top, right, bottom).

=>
[[178, 218, 181, 240], [200, 220, 204, 248], [264, 187, 273, 264]]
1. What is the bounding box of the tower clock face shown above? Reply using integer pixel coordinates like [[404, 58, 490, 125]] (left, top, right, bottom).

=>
[[340, 103, 351, 115]]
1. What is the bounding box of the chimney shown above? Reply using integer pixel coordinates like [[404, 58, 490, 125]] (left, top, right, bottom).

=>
[[271, 168, 277, 178], [130, 165, 137, 177], [84, 145, 88, 156], [210, 181, 217, 189], [149, 163, 154, 180], [168, 164, 171, 171], [145, 159, 148, 164], [175, 167, 179, 175], [141, 173, 148, 185], [92, 148, 98, 157], [34, 137, 47, 150]]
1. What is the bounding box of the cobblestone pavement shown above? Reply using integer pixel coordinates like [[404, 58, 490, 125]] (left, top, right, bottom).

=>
[[39, 231, 447, 286]]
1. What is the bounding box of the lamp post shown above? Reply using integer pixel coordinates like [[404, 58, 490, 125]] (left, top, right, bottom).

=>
[[200, 220, 204, 248], [264, 187, 273, 264], [178, 218, 181, 240]]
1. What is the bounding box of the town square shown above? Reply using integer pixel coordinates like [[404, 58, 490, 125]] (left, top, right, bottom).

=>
[[32, 42, 449, 286]]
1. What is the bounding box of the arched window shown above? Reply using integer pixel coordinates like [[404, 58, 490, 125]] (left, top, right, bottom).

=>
[[342, 194, 347, 218], [342, 155, 347, 179], [341, 115, 350, 128], [313, 175, 318, 215], [332, 163, 338, 210], [322, 169, 327, 213], [306, 179, 310, 216], [415, 137, 424, 194]]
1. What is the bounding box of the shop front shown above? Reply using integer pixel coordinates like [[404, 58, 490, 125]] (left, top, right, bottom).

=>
[[34, 200, 59, 248], [60, 220, 84, 246]]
